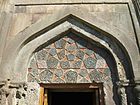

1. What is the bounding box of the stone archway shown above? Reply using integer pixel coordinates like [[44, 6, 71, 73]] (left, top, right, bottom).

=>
[[0, 7, 139, 82], [0, 6, 139, 105]]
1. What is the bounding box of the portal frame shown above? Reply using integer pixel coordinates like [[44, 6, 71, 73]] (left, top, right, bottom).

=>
[[39, 83, 105, 105]]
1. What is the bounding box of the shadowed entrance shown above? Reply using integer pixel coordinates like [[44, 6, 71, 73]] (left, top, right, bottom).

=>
[[49, 92, 95, 105], [39, 83, 104, 105]]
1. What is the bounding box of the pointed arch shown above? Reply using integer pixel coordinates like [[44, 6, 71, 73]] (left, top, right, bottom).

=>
[[0, 6, 139, 82]]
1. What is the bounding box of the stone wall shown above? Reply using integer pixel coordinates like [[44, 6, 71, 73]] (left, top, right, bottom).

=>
[[0, 80, 40, 105], [0, 0, 139, 105], [10, 4, 136, 41]]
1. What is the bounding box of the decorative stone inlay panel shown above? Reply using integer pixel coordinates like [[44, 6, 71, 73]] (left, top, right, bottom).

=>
[[84, 57, 97, 69], [65, 70, 78, 83], [57, 50, 65, 60], [60, 61, 70, 69], [40, 69, 53, 82], [67, 54, 75, 61], [27, 33, 112, 83], [46, 57, 59, 69]]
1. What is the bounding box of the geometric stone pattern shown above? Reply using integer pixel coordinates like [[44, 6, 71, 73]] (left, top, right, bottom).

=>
[[27, 34, 111, 83]]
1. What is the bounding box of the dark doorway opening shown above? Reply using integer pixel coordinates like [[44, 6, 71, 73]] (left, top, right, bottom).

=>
[[49, 92, 95, 105], [39, 83, 104, 105]]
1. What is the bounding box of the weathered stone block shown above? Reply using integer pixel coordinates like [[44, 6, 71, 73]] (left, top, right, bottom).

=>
[[89, 70, 101, 82], [54, 69, 63, 77], [36, 50, 47, 60], [79, 69, 88, 77], [95, 53, 103, 59], [103, 68, 110, 76], [40, 69, 53, 82], [66, 44, 76, 52], [49, 48, 57, 56], [72, 61, 82, 69], [55, 39, 66, 48], [65, 70, 78, 83], [96, 59, 107, 68], [37, 60, 47, 68], [67, 54, 75, 61], [46, 57, 59, 68], [60, 61, 70, 69], [27, 82, 40, 105], [57, 50, 65, 60], [76, 50, 85, 60], [84, 57, 96, 69]]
